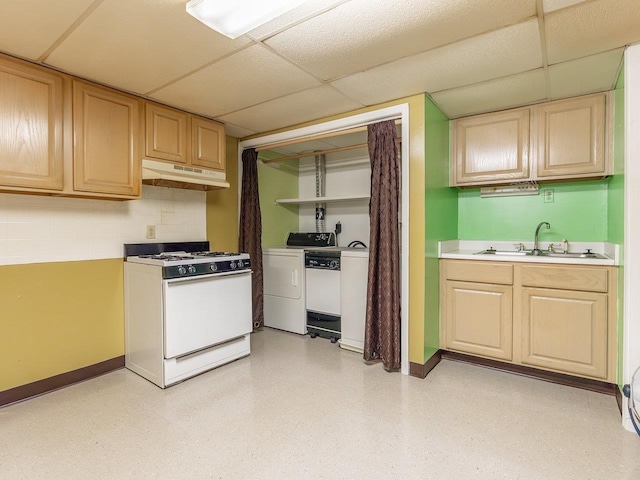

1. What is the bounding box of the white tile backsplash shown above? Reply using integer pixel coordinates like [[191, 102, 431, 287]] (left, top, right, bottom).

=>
[[0, 185, 207, 266]]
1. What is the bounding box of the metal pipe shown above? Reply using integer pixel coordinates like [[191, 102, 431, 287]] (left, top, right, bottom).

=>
[[315, 154, 326, 233]]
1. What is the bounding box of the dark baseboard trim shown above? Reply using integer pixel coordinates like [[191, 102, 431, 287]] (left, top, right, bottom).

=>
[[0, 356, 125, 408], [441, 351, 618, 396], [616, 385, 623, 414], [410, 350, 443, 379]]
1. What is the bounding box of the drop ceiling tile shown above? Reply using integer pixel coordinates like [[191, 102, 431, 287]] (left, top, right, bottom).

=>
[[150, 44, 322, 118], [548, 49, 623, 99], [0, 0, 95, 60], [266, 0, 537, 80], [543, 0, 588, 13], [247, 0, 347, 40], [44, 0, 251, 94], [224, 124, 257, 139], [431, 69, 547, 119], [545, 0, 640, 64], [332, 19, 542, 106], [218, 86, 364, 134]]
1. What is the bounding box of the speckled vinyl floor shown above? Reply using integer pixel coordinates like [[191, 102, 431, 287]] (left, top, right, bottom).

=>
[[1, 328, 638, 479]]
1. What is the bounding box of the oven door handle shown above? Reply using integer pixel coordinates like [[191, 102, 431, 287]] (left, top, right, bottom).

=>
[[292, 269, 298, 287], [165, 270, 251, 284]]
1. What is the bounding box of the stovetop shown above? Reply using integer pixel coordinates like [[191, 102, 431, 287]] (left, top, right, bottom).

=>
[[132, 251, 247, 265], [123, 242, 251, 278]]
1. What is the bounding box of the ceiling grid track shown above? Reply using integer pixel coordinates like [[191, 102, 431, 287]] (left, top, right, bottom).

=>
[[535, 0, 552, 100], [36, 0, 107, 63]]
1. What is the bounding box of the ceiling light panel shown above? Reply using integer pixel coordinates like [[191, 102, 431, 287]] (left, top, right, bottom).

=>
[[265, 0, 537, 81], [331, 19, 542, 106], [44, 0, 250, 94], [545, 0, 640, 64], [185, 0, 308, 39], [0, 0, 95, 60], [150, 44, 322, 119], [431, 69, 547, 119], [548, 49, 623, 99], [218, 86, 363, 133]]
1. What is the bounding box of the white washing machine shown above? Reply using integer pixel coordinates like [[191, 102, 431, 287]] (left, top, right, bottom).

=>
[[263, 248, 307, 335]]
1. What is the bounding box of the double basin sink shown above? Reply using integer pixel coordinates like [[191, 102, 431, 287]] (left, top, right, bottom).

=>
[[474, 248, 607, 259]]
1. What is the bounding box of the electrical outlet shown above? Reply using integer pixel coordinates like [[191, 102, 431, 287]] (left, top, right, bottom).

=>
[[544, 189, 554, 203], [146, 225, 156, 239]]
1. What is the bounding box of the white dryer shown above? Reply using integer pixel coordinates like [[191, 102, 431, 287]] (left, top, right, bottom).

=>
[[263, 248, 306, 334]]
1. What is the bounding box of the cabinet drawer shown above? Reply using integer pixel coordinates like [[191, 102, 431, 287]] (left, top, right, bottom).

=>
[[444, 261, 513, 285], [521, 265, 608, 293]]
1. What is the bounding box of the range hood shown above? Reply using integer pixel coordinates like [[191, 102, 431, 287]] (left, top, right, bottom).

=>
[[142, 159, 230, 191]]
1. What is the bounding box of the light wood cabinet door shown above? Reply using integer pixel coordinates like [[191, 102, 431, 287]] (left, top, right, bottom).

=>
[[443, 281, 513, 361], [192, 116, 225, 171], [73, 81, 140, 197], [145, 103, 189, 164], [521, 287, 608, 379], [536, 94, 606, 178], [452, 107, 530, 186], [0, 57, 64, 190]]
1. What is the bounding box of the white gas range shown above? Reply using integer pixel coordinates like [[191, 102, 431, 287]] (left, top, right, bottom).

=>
[[124, 242, 252, 388]]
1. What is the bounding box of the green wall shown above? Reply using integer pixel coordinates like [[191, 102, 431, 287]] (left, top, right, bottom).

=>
[[258, 155, 299, 247], [458, 180, 609, 242], [611, 66, 625, 385], [424, 96, 457, 359]]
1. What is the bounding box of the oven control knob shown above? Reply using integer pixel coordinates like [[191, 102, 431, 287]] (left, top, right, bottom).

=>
[[209, 263, 218, 272], [177, 266, 187, 275], [237, 260, 244, 268], [187, 265, 196, 274], [230, 261, 237, 270], [329, 260, 338, 270]]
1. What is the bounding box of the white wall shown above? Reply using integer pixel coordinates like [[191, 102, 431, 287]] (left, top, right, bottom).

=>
[[298, 150, 371, 247], [0, 185, 206, 265], [623, 44, 640, 432]]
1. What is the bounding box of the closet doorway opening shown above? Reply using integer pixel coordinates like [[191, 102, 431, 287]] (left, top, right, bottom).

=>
[[239, 104, 410, 374]]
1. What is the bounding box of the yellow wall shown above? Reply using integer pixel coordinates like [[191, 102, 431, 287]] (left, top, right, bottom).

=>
[[207, 135, 240, 252], [0, 259, 125, 391], [240, 95, 428, 364]]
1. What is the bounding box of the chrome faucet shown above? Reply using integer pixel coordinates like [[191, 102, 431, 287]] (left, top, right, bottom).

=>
[[533, 222, 551, 255]]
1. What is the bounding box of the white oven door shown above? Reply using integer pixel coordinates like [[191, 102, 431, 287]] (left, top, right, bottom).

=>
[[163, 271, 252, 359]]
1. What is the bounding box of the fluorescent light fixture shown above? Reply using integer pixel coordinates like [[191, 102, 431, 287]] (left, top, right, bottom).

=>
[[480, 183, 539, 198], [186, 0, 308, 39]]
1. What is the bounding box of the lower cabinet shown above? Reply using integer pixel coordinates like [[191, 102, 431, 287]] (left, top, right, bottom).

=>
[[521, 288, 608, 379], [443, 281, 512, 361], [440, 260, 617, 382]]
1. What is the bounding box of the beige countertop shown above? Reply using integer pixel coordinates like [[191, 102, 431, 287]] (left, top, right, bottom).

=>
[[438, 240, 619, 266]]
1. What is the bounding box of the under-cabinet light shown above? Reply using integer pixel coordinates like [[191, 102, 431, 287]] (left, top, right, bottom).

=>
[[480, 183, 539, 198], [186, 0, 308, 39]]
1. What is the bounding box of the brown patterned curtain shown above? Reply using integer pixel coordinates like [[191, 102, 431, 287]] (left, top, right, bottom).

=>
[[239, 147, 264, 330], [364, 120, 400, 370]]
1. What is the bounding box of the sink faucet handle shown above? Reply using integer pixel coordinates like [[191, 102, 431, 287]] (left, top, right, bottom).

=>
[[547, 243, 560, 253], [513, 243, 526, 252]]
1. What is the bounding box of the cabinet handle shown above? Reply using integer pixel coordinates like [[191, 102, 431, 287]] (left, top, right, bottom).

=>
[[292, 269, 298, 287]]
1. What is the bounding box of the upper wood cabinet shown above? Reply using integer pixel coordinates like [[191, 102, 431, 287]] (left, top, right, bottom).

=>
[[0, 55, 64, 191], [451, 93, 610, 186], [73, 81, 141, 198], [144, 102, 226, 173], [191, 116, 225, 171], [536, 94, 606, 179], [145, 103, 189, 164], [452, 107, 530, 186]]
